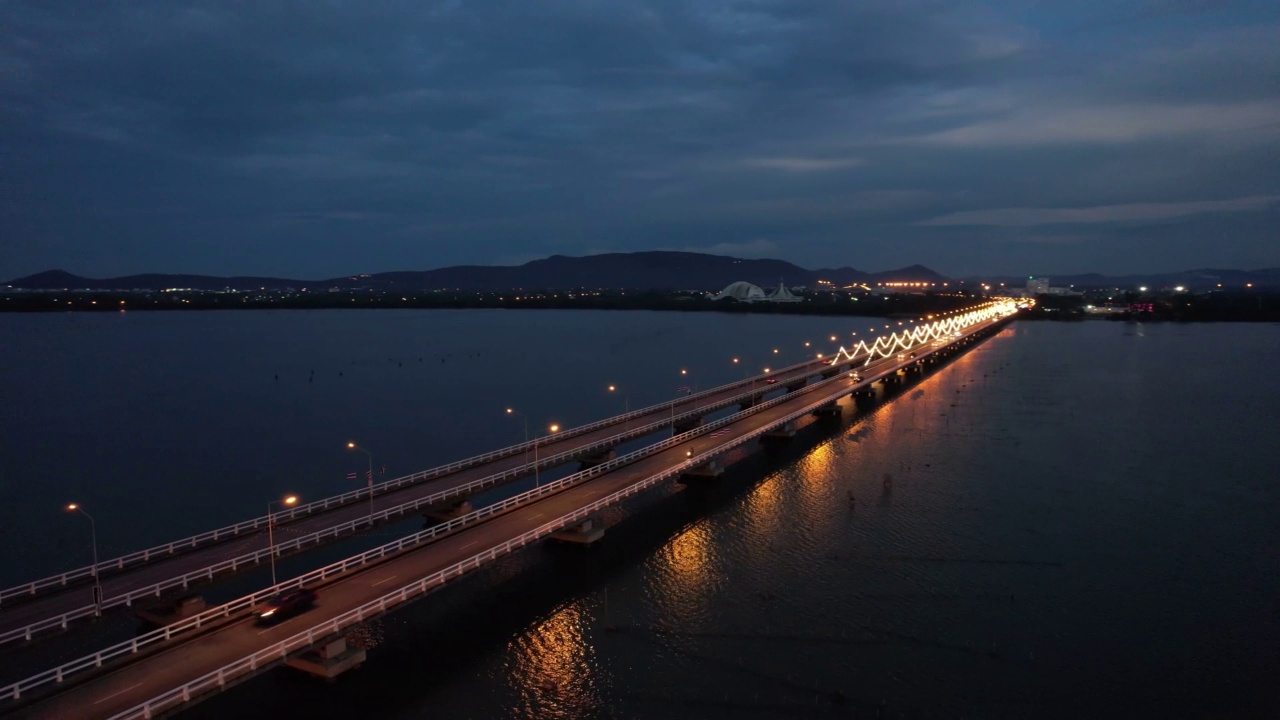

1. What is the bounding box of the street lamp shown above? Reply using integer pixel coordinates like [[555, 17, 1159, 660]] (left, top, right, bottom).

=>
[[534, 423, 560, 487], [65, 503, 103, 614], [346, 441, 375, 523], [266, 495, 299, 586], [607, 384, 629, 430]]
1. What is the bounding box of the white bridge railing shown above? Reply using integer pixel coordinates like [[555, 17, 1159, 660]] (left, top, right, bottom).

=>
[[104, 315, 1015, 720], [0, 354, 857, 650], [2, 328, 950, 704], [0, 354, 834, 608]]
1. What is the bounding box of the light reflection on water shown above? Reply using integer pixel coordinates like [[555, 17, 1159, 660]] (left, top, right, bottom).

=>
[[4, 314, 1278, 719], [507, 602, 602, 719]]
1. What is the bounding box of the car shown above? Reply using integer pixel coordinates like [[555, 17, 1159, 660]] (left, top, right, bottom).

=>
[[765, 377, 778, 384], [849, 372, 861, 381], [255, 587, 318, 624]]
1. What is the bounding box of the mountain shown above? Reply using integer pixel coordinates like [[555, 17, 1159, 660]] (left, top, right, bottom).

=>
[[2, 252, 950, 292]]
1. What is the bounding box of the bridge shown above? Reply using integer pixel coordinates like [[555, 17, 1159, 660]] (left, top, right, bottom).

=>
[[1, 301, 1018, 719]]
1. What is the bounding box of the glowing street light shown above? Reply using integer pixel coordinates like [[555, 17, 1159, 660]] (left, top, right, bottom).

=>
[[266, 495, 299, 586], [66, 503, 103, 614], [346, 442, 376, 523], [607, 384, 630, 429]]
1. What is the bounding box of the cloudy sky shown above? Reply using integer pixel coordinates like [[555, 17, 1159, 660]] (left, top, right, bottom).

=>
[[2, 0, 1278, 279]]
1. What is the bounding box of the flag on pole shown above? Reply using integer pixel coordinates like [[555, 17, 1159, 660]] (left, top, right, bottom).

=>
[[381, 466, 387, 476], [676, 385, 691, 394], [346, 472, 357, 480], [366, 470, 373, 482]]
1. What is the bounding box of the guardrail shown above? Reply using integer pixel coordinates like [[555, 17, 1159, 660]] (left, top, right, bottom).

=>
[[0, 312, 1008, 652], [0, 353, 856, 649], [0, 341, 902, 704], [0, 355, 838, 609], [6, 314, 1015, 711], [107, 324, 1012, 720]]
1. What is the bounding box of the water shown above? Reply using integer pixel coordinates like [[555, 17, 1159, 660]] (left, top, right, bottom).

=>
[[2, 312, 1278, 718]]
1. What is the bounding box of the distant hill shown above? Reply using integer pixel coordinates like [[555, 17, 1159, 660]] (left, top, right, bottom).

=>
[[9, 254, 1272, 292], [2, 252, 949, 292]]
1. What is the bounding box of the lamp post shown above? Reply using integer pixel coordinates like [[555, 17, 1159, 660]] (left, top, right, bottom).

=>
[[65, 503, 103, 614], [532, 423, 560, 487], [266, 495, 299, 586], [346, 442, 375, 523], [506, 407, 531, 477], [607, 384, 629, 431], [507, 409, 558, 487]]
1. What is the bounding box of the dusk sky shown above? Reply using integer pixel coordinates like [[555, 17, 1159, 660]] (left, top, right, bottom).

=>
[[2, 0, 1278, 280]]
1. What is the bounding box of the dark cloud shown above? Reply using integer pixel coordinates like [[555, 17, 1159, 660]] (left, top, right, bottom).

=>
[[1, 0, 1278, 279]]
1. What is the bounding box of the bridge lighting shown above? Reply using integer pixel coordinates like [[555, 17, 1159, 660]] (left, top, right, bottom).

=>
[[549, 424, 560, 433], [804, 341, 811, 347], [266, 494, 301, 586], [1139, 286, 1148, 292], [607, 385, 616, 392], [65, 503, 103, 613], [680, 369, 687, 375], [1174, 286, 1186, 292], [830, 335, 836, 341], [346, 443, 376, 521], [772, 348, 779, 354], [732, 357, 739, 363]]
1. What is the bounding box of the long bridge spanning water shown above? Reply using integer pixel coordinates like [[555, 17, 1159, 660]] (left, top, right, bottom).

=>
[[2, 301, 1018, 719]]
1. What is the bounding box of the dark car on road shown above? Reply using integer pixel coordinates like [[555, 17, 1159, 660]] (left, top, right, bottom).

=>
[[255, 587, 318, 624]]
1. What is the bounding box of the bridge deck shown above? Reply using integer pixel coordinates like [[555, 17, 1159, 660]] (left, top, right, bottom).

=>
[[9, 314, 1013, 719], [0, 355, 845, 646]]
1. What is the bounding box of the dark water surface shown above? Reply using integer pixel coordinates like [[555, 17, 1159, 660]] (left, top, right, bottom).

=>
[[2, 311, 1278, 718]]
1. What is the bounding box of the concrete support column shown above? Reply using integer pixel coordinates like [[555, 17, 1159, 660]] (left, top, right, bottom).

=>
[[423, 500, 473, 523], [812, 401, 842, 417], [762, 419, 797, 440], [549, 516, 605, 546], [578, 447, 617, 469], [681, 457, 725, 481], [673, 416, 704, 435], [285, 637, 367, 682]]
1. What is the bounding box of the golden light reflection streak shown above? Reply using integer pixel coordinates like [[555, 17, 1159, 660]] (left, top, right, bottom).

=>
[[515, 603, 595, 707], [827, 300, 1018, 367], [653, 522, 720, 620]]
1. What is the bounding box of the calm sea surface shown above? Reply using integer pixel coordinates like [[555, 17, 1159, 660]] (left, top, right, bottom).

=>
[[1, 310, 1278, 718]]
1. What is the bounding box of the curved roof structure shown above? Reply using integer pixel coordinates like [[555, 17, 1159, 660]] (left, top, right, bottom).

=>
[[710, 281, 767, 302], [766, 281, 802, 303]]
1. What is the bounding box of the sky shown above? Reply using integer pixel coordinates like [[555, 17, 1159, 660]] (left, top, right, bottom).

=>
[[2, 0, 1279, 280]]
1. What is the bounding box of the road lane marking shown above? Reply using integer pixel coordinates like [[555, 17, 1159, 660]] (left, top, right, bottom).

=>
[[462, 541, 478, 549], [372, 575, 398, 587], [530, 512, 545, 518], [94, 682, 143, 704]]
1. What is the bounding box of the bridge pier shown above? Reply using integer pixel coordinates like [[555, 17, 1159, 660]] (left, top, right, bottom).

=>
[[681, 457, 725, 481], [762, 419, 797, 441], [285, 636, 367, 682], [812, 401, 842, 417], [136, 593, 207, 627], [738, 396, 758, 410], [578, 447, 617, 469], [423, 500, 473, 523], [673, 416, 704, 435], [549, 517, 605, 546], [785, 380, 806, 393]]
